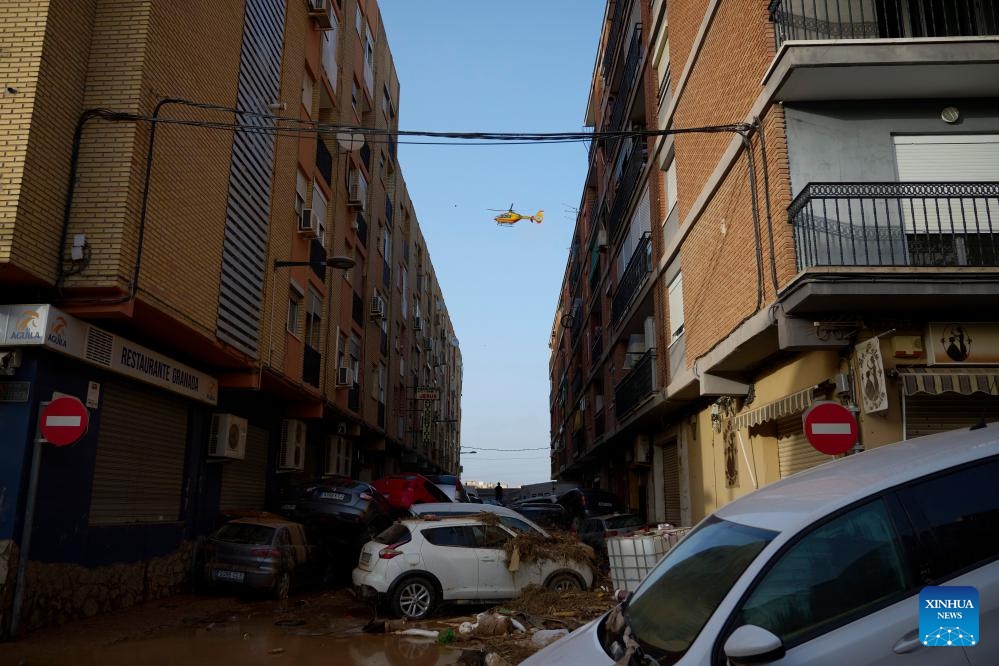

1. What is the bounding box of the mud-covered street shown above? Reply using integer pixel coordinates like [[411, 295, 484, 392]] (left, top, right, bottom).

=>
[[2, 583, 617, 666]]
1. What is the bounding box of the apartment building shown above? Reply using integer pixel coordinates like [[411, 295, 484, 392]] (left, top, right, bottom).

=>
[[551, 0, 999, 529], [0, 0, 460, 633]]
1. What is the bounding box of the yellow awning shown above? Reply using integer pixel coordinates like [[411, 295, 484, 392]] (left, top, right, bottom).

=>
[[897, 367, 999, 397]]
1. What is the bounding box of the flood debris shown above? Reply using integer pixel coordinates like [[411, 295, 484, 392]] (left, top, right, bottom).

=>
[[502, 532, 596, 569]]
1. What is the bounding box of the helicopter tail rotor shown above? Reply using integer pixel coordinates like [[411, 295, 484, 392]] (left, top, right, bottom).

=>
[[532, 210, 544, 224]]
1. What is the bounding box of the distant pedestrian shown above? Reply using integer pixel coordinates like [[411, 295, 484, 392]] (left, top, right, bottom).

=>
[[494, 482, 504, 505]]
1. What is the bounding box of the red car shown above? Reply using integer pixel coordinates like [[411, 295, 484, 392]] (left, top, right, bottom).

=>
[[372, 473, 452, 513]]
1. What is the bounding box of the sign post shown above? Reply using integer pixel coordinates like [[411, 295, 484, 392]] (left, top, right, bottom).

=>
[[802, 401, 858, 455]]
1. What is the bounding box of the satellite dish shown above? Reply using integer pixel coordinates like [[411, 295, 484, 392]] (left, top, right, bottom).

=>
[[336, 132, 365, 152]]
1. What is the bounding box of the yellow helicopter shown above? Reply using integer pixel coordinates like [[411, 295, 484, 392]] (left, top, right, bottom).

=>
[[491, 205, 544, 227]]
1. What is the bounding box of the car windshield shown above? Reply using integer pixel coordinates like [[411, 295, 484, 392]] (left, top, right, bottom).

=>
[[626, 516, 776, 661], [605, 514, 644, 530], [212, 523, 275, 545]]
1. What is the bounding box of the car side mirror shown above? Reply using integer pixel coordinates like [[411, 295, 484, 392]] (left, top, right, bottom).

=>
[[723, 625, 785, 664]]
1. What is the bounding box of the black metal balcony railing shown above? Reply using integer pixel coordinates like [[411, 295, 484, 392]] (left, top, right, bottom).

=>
[[309, 238, 326, 280], [612, 232, 653, 322], [789, 182, 999, 270], [571, 371, 582, 402], [572, 429, 585, 460], [769, 0, 999, 49], [316, 139, 333, 186], [360, 142, 371, 170], [615, 348, 656, 420], [385, 195, 394, 228], [607, 143, 647, 241], [302, 344, 321, 388], [570, 302, 584, 344], [602, 0, 628, 78]]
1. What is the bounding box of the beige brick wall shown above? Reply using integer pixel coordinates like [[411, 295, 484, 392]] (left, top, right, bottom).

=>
[[1, 0, 94, 282]]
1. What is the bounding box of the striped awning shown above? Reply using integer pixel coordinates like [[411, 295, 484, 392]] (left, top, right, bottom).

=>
[[897, 367, 999, 397], [733, 386, 818, 429]]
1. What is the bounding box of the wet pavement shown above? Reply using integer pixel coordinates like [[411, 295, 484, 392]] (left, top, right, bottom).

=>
[[1, 590, 464, 666]]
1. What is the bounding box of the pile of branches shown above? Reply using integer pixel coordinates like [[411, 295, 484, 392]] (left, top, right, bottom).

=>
[[502, 531, 596, 567]]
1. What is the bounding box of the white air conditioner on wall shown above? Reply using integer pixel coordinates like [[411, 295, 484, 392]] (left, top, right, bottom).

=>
[[348, 171, 367, 210], [279, 419, 306, 471], [335, 366, 353, 387], [298, 208, 320, 239], [370, 295, 386, 320], [209, 413, 247, 460], [307, 0, 332, 29]]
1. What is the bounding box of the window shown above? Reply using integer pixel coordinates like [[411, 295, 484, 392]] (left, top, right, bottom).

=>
[[896, 456, 999, 581], [738, 500, 913, 646], [355, 4, 363, 34], [295, 170, 308, 216], [302, 73, 314, 116], [381, 227, 392, 259], [665, 156, 678, 216], [668, 273, 685, 343], [422, 525, 475, 547], [349, 333, 361, 384], [499, 516, 536, 535], [473, 524, 512, 549], [351, 80, 359, 114], [311, 185, 328, 245], [363, 25, 375, 95], [305, 288, 322, 349], [287, 296, 301, 335], [321, 14, 339, 90]]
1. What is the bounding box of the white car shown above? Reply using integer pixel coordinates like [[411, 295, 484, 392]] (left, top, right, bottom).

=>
[[408, 502, 551, 537], [353, 516, 594, 619], [524, 424, 999, 665]]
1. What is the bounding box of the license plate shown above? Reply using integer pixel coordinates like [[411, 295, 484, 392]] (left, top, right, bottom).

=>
[[214, 570, 245, 582], [319, 491, 347, 501]]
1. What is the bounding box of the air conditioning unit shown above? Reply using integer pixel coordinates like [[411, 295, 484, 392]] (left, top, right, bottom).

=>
[[307, 0, 333, 29], [298, 207, 320, 239], [413, 316, 423, 331], [208, 413, 247, 460], [335, 365, 353, 387], [370, 295, 385, 320], [348, 171, 367, 209], [279, 419, 306, 471]]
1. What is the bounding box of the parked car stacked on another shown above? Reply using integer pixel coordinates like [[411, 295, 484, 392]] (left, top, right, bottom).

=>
[[353, 516, 595, 620], [292, 477, 395, 542], [511, 501, 573, 531], [201, 518, 313, 599], [557, 488, 625, 532], [423, 474, 471, 503], [373, 473, 453, 515], [577, 513, 648, 560], [526, 424, 999, 665]]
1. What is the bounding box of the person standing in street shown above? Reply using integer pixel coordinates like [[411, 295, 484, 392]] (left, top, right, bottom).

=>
[[494, 482, 504, 505]]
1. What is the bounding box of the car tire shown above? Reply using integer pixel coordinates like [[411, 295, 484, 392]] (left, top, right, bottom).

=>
[[273, 571, 292, 600], [546, 572, 583, 593], [392, 575, 437, 620]]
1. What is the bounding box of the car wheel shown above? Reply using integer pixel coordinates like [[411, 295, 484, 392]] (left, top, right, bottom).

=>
[[392, 575, 437, 620], [273, 571, 292, 600], [547, 572, 583, 593]]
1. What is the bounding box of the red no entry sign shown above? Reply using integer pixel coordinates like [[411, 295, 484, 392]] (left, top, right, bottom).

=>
[[40, 396, 89, 447], [802, 401, 857, 455]]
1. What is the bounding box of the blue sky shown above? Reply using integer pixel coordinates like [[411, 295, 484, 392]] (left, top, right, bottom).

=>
[[378, 2, 605, 487]]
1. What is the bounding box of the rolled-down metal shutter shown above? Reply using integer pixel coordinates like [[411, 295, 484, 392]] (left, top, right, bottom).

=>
[[90, 380, 188, 524], [905, 394, 999, 439], [662, 440, 681, 525], [777, 414, 834, 478], [220, 425, 269, 511]]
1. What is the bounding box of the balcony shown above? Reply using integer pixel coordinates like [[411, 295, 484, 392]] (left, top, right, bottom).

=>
[[781, 181, 999, 315], [303, 344, 321, 388], [615, 348, 656, 420], [612, 232, 652, 323], [590, 327, 604, 364], [602, 0, 629, 80], [607, 143, 647, 242], [764, 0, 999, 102]]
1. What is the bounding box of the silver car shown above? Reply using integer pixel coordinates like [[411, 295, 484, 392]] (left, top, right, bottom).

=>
[[202, 518, 312, 599], [525, 424, 999, 665]]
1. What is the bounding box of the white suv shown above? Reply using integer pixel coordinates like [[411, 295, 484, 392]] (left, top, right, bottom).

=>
[[352, 516, 594, 619], [525, 424, 999, 665]]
